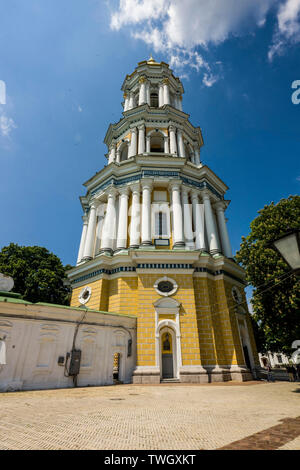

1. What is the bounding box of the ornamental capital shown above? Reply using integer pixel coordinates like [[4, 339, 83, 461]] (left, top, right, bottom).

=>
[[214, 201, 226, 212], [105, 186, 118, 199], [130, 182, 140, 194], [141, 178, 153, 190], [162, 77, 169, 85], [119, 186, 130, 197], [139, 76, 147, 84], [169, 179, 182, 191], [181, 186, 190, 196], [90, 200, 99, 210], [201, 189, 211, 200], [191, 189, 200, 200]]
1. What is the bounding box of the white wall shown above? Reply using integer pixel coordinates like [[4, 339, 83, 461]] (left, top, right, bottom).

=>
[[259, 352, 289, 368], [0, 300, 136, 392]]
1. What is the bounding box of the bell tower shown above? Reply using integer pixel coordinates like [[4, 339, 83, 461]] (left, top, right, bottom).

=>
[[67, 57, 260, 383]]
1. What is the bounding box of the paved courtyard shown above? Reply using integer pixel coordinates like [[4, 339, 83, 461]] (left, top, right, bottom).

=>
[[0, 381, 299, 450]]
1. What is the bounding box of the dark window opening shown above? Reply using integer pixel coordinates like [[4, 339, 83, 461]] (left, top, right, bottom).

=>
[[155, 211, 167, 237], [150, 135, 164, 153], [120, 145, 128, 162], [150, 93, 158, 107]]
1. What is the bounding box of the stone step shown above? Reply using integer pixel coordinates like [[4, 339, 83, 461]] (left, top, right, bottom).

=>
[[160, 378, 180, 383]]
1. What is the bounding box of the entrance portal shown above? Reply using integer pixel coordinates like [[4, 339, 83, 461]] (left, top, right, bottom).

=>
[[161, 332, 174, 379]]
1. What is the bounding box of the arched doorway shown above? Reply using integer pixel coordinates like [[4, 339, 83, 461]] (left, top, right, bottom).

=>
[[161, 330, 174, 378], [154, 297, 182, 381]]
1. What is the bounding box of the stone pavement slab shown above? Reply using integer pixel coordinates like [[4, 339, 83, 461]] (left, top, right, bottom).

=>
[[0, 381, 299, 450]]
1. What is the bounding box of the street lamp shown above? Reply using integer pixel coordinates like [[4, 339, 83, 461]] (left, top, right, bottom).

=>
[[271, 229, 300, 275]]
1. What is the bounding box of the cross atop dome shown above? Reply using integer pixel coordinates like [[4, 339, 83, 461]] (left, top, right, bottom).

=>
[[147, 54, 159, 65]]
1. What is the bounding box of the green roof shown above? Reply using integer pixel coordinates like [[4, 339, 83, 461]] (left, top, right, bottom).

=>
[[0, 294, 135, 319]]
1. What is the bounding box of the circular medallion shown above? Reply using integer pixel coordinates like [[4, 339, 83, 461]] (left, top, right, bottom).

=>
[[79, 286, 92, 305], [157, 280, 173, 293], [232, 286, 242, 304], [154, 277, 178, 297]]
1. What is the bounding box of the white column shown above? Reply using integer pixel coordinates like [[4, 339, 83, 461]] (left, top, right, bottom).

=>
[[128, 127, 137, 158], [129, 184, 141, 248], [177, 129, 185, 158], [146, 82, 150, 106], [194, 146, 201, 166], [116, 188, 129, 250], [178, 95, 183, 111], [123, 93, 129, 112], [164, 136, 169, 154], [170, 182, 185, 248], [163, 78, 170, 105], [202, 191, 221, 254], [191, 190, 206, 251], [146, 134, 151, 153], [129, 92, 135, 110], [83, 202, 98, 259], [77, 215, 88, 264], [101, 188, 117, 251], [138, 125, 145, 154], [159, 83, 164, 107], [141, 179, 153, 245], [181, 188, 194, 249], [116, 148, 121, 163], [138, 77, 147, 105], [169, 125, 177, 155], [108, 143, 116, 164], [215, 202, 233, 258]]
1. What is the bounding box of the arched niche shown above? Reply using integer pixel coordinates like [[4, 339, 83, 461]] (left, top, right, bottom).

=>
[[154, 297, 182, 379], [119, 141, 129, 162]]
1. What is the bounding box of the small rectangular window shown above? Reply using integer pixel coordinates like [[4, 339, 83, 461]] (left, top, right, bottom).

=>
[[155, 211, 168, 237]]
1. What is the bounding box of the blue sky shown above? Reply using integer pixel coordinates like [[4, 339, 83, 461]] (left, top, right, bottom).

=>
[[0, 0, 299, 279]]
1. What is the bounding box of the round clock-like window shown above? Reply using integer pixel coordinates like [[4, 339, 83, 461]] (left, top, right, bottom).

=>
[[154, 277, 178, 297], [79, 286, 92, 305], [157, 280, 174, 293], [232, 286, 242, 304]]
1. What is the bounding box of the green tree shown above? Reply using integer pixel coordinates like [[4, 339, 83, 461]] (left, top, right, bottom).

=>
[[236, 196, 300, 356], [0, 243, 72, 305]]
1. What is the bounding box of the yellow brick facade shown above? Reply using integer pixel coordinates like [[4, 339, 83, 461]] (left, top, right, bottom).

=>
[[70, 272, 259, 374]]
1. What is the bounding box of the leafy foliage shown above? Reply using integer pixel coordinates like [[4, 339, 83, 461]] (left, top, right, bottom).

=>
[[0, 243, 72, 305], [236, 196, 300, 355]]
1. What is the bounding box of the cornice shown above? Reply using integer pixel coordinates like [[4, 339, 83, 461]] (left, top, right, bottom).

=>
[[81, 158, 229, 204], [103, 105, 203, 148]]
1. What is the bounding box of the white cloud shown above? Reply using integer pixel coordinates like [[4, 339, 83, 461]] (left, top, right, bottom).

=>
[[110, 0, 275, 84], [0, 107, 16, 138], [269, 0, 300, 60]]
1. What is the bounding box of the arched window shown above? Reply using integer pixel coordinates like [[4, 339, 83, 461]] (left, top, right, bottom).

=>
[[150, 93, 158, 108], [120, 143, 128, 162], [150, 134, 164, 153]]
